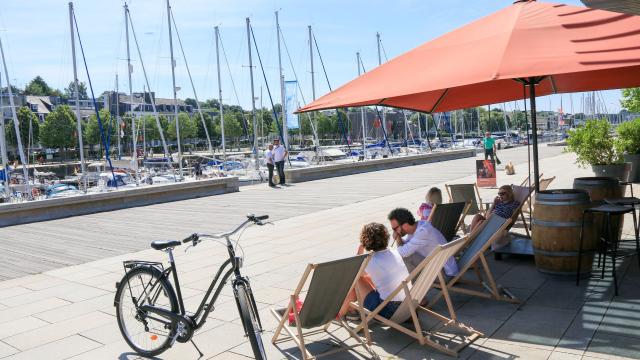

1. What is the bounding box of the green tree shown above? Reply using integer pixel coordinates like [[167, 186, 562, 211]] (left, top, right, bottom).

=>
[[63, 81, 88, 100], [5, 106, 39, 148], [24, 76, 52, 96], [84, 109, 116, 157], [167, 112, 197, 142], [195, 112, 217, 141], [621, 88, 640, 113], [40, 105, 76, 159], [217, 113, 243, 147]]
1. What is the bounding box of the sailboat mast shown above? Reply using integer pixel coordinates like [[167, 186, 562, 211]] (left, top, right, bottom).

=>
[[247, 18, 259, 170], [276, 11, 288, 149], [124, 3, 138, 184], [376, 32, 386, 142], [215, 26, 226, 165], [166, 0, 182, 178], [357, 52, 366, 158], [0, 35, 30, 197], [0, 72, 10, 197], [69, 2, 86, 188], [115, 74, 121, 159]]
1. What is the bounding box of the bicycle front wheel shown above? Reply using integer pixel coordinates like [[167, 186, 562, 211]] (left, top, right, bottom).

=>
[[115, 266, 178, 357], [236, 283, 266, 360]]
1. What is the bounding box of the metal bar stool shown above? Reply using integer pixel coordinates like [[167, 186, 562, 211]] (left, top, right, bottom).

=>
[[576, 203, 640, 295]]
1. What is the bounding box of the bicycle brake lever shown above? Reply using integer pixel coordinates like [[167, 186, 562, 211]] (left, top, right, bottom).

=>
[[184, 244, 194, 253]]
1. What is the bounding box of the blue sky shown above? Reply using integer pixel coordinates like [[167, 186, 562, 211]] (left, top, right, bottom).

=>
[[0, 0, 624, 113]]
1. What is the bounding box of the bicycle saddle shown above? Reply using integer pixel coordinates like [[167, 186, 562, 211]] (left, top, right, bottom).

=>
[[150, 240, 181, 250]]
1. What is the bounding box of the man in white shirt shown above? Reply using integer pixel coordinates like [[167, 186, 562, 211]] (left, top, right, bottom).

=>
[[272, 138, 287, 185], [388, 207, 459, 276], [264, 144, 275, 187]]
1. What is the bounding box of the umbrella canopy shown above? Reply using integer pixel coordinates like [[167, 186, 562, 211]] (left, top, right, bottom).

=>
[[298, 0, 640, 114], [582, 0, 640, 15], [298, 0, 640, 191]]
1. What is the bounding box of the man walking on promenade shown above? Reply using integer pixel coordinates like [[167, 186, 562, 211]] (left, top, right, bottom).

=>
[[273, 138, 287, 186], [264, 143, 275, 187], [483, 131, 496, 161]]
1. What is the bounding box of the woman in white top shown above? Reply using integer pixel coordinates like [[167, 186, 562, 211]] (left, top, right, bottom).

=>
[[339, 222, 409, 319]]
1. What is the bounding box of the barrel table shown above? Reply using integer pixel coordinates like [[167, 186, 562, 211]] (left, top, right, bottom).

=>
[[574, 176, 625, 241], [532, 189, 596, 274]]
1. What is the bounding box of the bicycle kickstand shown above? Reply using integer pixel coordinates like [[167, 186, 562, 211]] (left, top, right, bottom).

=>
[[191, 339, 204, 358]]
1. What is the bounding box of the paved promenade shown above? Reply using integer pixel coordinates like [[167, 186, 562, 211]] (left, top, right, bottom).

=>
[[1, 145, 639, 359]]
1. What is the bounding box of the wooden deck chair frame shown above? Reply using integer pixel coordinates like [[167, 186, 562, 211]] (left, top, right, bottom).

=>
[[432, 215, 518, 305], [519, 172, 543, 187], [351, 238, 483, 357], [446, 183, 484, 215], [508, 185, 535, 238], [427, 201, 471, 241], [270, 255, 377, 360], [522, 176, 555, 217]]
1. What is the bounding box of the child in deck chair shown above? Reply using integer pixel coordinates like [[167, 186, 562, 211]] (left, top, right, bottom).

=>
[[339, 222, 409, 319], [417, 187, 443, 220]]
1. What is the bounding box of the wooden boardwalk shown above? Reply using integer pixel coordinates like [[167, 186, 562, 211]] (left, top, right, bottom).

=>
[[0, 146, 563, 280]]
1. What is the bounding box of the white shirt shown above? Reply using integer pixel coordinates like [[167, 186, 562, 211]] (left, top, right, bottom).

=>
[[366, 249, 409, 302], [397, 220, 459, 276], [264, 149, 274, 165], [273, 145, 286, 162]]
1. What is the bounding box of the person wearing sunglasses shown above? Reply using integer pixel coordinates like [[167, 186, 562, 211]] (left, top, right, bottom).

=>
[[388, 208, 458, 277], [469, 185, 519, 232]]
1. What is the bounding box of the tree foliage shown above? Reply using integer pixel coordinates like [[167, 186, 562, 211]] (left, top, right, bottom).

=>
[[621, 88, 640, 113], [5, 106, 39, 147], [40, 105, 77, 150], [167, 113, 197, 141], [566, 119, 622, 167], [84, 109, 115, 147], [64, 81, 88, 100]]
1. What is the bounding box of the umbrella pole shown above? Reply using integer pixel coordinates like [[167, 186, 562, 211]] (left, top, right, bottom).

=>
[[527, 79, 540, 192]]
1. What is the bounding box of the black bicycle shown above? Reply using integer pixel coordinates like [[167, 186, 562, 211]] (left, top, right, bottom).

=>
[[114, 214, 268, 359]]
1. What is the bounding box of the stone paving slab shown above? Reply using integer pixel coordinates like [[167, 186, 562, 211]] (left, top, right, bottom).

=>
[[0, 146, 639, 359]]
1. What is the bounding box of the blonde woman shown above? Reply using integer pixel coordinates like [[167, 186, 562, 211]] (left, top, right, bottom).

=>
[[470, 185, 519, 232]]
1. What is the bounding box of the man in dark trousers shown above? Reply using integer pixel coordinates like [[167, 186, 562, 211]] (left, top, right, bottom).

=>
[[272, 138, 287, 185], [264, 143, 275, 187]]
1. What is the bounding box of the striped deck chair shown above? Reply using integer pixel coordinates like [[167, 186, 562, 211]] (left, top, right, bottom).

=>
[[428, 201, 470, 242], [432, 215, 518, 305], [271, 255, 378, 360], [352, 238, 483, 357]]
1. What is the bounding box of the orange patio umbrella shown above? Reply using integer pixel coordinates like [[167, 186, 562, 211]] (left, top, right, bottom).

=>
[[298, 0, 640, 190]]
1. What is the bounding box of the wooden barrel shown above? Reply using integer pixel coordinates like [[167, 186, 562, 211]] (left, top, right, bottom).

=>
[[573, 176, 625, 240], [532, 189, 596, 275]]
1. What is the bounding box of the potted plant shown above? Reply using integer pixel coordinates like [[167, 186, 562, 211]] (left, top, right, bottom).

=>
[[616, 118, 640, 182], [566, 119, 630, 181]]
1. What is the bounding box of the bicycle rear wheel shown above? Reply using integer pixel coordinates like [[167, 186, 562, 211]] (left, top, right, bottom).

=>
[[115, 266, 178, 357], [236, 283, 266, 360]]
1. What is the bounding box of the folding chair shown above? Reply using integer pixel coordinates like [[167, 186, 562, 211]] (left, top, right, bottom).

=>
[[509, 185, 535, 237], [522, 176, 555, 217], [446, 183, 484, 216], [428, 201, 470, 242], [271, 255, 377, 360], [432, 215, 518, 304], [519, 172, 543, 187], [352, 238, 483, 357]]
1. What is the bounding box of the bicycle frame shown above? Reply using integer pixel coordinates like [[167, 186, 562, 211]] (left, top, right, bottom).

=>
[[137, 222, 263, 334]]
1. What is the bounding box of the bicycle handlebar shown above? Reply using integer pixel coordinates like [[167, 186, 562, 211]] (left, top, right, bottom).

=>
[[183, 214, 270, 244]]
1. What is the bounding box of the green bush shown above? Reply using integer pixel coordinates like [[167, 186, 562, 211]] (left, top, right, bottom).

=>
[[566, 119, 623, 167], [616, 118, 640, 155]]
